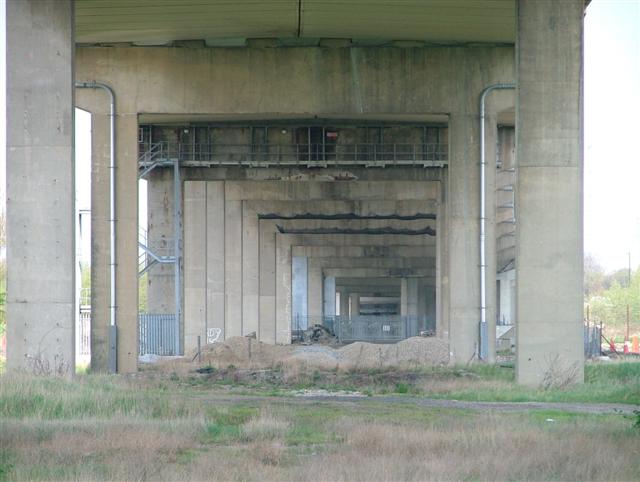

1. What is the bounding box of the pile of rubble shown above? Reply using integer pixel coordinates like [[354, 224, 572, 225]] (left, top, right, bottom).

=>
[[171, 335, 449, 372]]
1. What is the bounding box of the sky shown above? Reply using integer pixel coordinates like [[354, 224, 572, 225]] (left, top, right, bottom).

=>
[[1, 0, 639, 272], [583, 0, 640, 272]]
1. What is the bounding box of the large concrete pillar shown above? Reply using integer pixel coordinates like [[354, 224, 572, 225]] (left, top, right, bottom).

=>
[[516, 0, 584, 385], [292, 256, 308, 330], [183, 181, 206, 352], [6, 0, 75, 374], [89, 113, 110, 372], [339, 290, 350, 317], [307, 261, 323, 319], [447, 111, 480, 364], [323, 276, 336, 319], [146, 169, 176, 314], [114, 114, 140, 372], [349, 293, 361, 318], [400, 279, 418, 316]]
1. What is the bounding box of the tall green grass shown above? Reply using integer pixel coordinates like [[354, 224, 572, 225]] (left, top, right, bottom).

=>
[[0, 375, 200, 420]]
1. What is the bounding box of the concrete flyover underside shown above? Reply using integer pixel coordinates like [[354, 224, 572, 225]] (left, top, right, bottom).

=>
[[5, 1, 585, 386], [183, 179, 440, 350]]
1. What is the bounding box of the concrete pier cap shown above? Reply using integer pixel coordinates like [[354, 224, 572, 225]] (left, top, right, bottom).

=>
[[5, 0, 585, 385]]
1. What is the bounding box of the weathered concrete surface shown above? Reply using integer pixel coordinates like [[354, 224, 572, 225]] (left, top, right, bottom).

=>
[[6, 0, 75, 374], [146, 169, 176, 314], [401, 278, 419, 316], [292, 256, 308, 330], [75, 43, 515, 363], [349, 293, 360, 317], [323, 276, 336, 320], [115, 115, 140, 373], [76, 91, 139, 374], [183, 181, 206, 352], [76, 46, 514, 118], [515, 0, 584, 385], [89, 113, 111, 372], [182, 179, 439, 347]]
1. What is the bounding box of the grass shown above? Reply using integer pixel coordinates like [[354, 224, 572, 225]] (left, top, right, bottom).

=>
[[420, 361, 640, 405], [0, 374, 639, 481], [177, 360, 640, 405]]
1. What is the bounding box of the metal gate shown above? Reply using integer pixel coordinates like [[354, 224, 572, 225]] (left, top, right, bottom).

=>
[[138, 313, 178, 356]]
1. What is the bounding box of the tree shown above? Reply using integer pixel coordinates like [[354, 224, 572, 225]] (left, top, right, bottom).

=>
[[588, 268, 640, 337], [584, 254, 606, 297]]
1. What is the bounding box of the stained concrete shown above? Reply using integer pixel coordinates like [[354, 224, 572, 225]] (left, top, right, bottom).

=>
[[2, 3, 587, 388], [77, 47, 514, 368], [182, 179, 439, 350], [6, 0, 75, 374], [75, 43, 514, 367], [401, 278, 419, 316], [515, 0, 585, 385], [88, 113, 111, 372]]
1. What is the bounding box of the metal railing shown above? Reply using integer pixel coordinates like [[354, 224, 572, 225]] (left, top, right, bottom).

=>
[[139, 313, 179, 356], [77, 310, 91, 357], [139, 141, 448, 168], [293, 315, 435, 343], [138, 226, 176, 277]]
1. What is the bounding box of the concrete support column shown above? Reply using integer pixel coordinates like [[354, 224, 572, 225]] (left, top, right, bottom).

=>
[[436, 178, 449, 339], [6, 0, 75, 374], [206, 182, 225, 341], [339, 290, 350, 317], [114, 114, 140, 372], [448, 112, 480, 363], [259, 219, 276, 343], [183, 181, 206, 352], [292, 256, 308, 330], [146, 169, 175, 313], [516, 0, 584, 385], [241, 202, 259, 336], [349, 293, 360, 318], [323, 276, 336, 319], [89, 113, 110, 372], [400, 278, 418, 316], [307, 260, 323, 319]]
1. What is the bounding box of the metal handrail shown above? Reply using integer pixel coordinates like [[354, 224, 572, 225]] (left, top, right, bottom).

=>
[[138, 141, 448, 167]]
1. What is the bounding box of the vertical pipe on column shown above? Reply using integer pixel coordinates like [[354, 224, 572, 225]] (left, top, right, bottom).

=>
[[479, 83, 515, 360], [174, 159, 182, 355], [74, 81, 117, 372]]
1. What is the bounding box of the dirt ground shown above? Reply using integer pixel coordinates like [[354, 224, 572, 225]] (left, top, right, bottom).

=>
[[150, 336, 450, 374]]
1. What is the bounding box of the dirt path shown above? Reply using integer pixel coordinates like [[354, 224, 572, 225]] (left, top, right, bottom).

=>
[[195, 393, 639, 415]]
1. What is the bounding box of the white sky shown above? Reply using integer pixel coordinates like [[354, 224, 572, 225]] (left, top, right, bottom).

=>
[[584, 0, 640, 272], [1, 0, 639, 272]]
